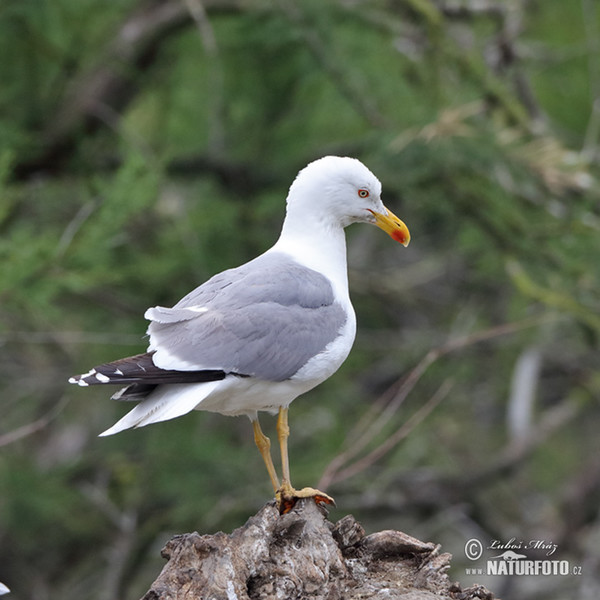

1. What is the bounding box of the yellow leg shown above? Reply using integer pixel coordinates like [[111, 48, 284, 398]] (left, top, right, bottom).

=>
[[277, 406, 291, 485], [275, 406, 335, 514], [252, 418, 280, 493]]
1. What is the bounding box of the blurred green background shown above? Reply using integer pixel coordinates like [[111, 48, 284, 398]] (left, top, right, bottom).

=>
[[1, 1, 599, 599]]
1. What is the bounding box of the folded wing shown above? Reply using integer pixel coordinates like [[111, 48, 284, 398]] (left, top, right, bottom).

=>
[[146, 252, 348, 381]]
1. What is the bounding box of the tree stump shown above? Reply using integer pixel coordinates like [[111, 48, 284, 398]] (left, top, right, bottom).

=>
[[142, 499, 495, 600]]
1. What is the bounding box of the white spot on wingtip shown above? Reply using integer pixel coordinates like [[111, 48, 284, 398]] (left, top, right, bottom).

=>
[[68, 377, 78, 384], [95, 373, 110, 383], [76, 368, 96, 379], [78, 380, 89, 387], [115, 368, 124, 376]]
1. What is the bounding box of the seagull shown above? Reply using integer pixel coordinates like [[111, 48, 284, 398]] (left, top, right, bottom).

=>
[[69, 156, 410, 512]]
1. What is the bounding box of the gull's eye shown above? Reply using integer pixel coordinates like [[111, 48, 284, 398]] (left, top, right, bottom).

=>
[[358, 189, 369, 198]]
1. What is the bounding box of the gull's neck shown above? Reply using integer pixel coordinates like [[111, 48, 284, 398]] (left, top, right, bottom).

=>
[[271, 208, 350, 300]]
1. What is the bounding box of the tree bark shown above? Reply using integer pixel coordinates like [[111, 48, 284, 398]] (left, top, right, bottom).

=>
[[141, 499, 495, 600]]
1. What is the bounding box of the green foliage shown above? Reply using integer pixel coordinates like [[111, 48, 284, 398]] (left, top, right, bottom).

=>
[[1, 1, 599, 599]]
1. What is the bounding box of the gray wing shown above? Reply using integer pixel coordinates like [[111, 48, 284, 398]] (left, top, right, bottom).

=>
[[145, 252, 348, 381]]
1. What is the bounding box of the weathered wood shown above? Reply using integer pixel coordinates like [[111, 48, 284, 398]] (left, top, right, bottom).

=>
[[142, 499, 496, 600]]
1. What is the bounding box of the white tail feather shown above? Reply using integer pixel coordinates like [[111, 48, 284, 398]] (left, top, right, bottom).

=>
[[99, 381, 222, 436]]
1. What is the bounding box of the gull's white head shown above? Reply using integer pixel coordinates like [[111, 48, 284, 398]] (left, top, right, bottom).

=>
[[285, 156, 410, 246]]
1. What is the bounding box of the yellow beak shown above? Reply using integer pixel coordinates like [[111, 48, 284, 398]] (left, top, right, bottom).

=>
[[369, 207, 411, 247]]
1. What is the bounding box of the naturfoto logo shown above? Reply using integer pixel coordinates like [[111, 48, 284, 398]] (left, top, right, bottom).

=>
[[463, 538, 582, 577]]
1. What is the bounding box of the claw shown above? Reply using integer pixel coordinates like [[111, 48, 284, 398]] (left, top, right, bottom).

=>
[[276, 483, 335, 514]]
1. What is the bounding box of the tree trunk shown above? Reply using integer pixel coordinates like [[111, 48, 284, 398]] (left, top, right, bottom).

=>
[[141, 499, 495, 600]]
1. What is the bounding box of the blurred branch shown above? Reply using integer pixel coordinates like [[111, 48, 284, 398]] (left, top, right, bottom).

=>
[[166, 153, 278, 195], [55, 200, 98, 259], [507, 260, 600, 334], [345, 392, 582, 514], [0, 331, 144, 346], [390, 100, 484, 152], [184, 0, 227, 153], [438, 0, 506, 21], [80, 483, 139, 600], [0, 397, 68, 447], [581, 0, 600, 162], [38, 151, 278, 195], [277, 0, 387, 128], [556, 454, 600, 551], [465, 393, 581, 488], [506, 346, 541, 442], [439, 0, 544, 125], [319, 314, 554, 489], [321, 379, 453, 488], [12, 0, 244, 181]]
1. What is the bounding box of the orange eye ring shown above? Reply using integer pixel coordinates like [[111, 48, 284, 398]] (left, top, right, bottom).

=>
[[358, 189, 369, 198]]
